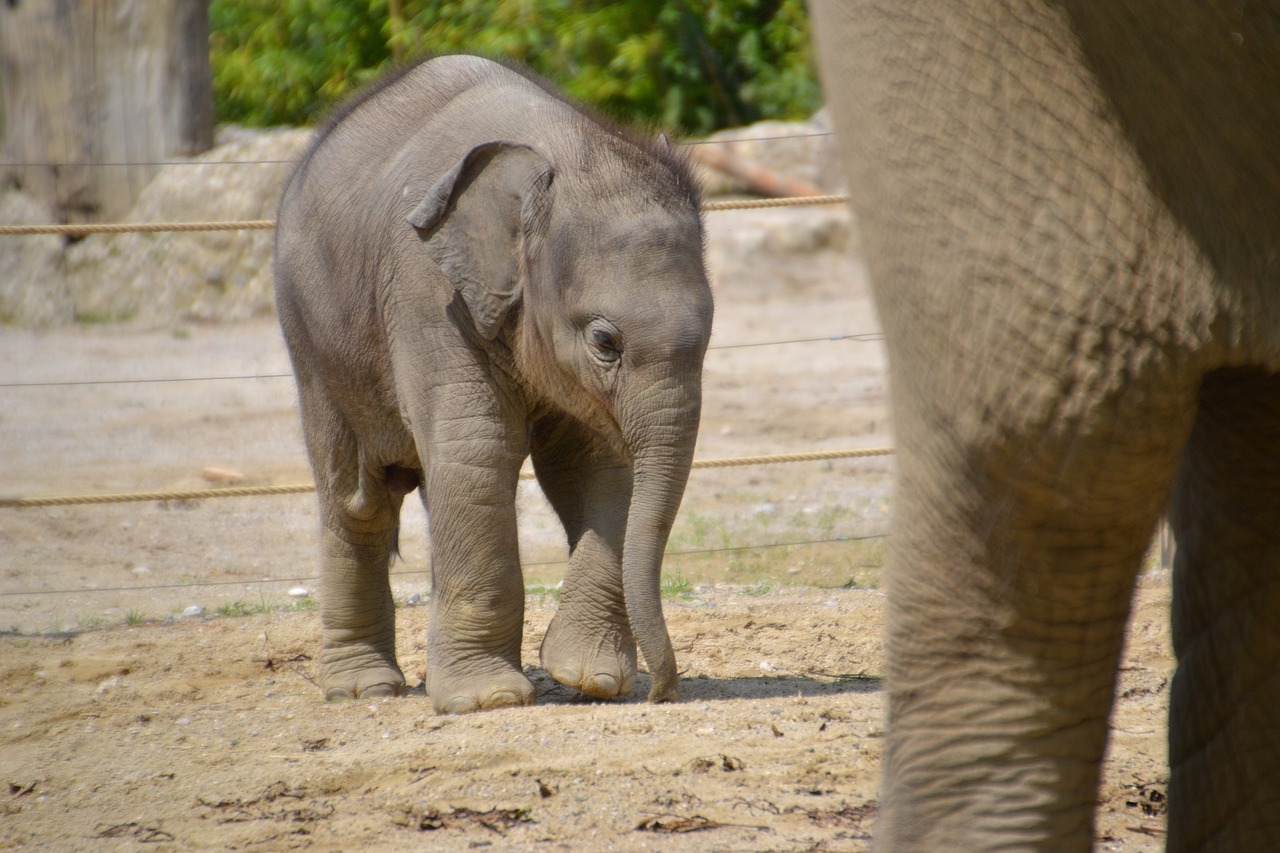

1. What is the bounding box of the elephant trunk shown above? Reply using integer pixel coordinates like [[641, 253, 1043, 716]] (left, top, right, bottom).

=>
[[621, 377, 701, 703]]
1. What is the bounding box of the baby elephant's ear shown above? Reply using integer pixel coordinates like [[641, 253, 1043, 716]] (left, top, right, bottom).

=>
[[409, 142, 554, 340]]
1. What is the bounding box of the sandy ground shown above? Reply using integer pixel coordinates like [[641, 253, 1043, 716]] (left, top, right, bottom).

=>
[[0, 208, 1171, 850]]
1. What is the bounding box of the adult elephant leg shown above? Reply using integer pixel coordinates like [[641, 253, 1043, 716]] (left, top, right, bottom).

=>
[[295, 374, 405, 700], [810, 0, 1213, 845], [531, 415, 636, 700], [880, 379, 1193, 849], [410, 374, 534, 715], [1168, 368, 1280, 851]]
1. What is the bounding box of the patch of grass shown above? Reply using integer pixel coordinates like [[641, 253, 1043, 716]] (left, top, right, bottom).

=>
[[661, 492, 890, 590], [790, 501, 861, 537], [124, 609, 148, 627], [76, 613, 108, 630], [727, 546, 784, 583], [75, 307, 138, 325], [525, 583, 563, 604], [741, 580, 774, 596], [666, 508, 738, 553], [215, 600, 254, 618], [215, 593, 275, 619], [660, 572, 695, 600]]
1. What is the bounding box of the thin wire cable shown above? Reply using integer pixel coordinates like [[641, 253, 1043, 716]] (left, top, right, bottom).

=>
[[682, 131, 833, 146], [0, 372, 294, 389], [0, 333, 882, 389], [0, 533, 888, 598], [711, 333, 882, 350]]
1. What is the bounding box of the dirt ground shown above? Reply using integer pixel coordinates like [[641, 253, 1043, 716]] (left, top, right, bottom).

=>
[[1, 208, 1171, 850]]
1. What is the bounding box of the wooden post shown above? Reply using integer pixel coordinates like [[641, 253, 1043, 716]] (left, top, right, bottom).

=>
[[0, 0, 214, 223]]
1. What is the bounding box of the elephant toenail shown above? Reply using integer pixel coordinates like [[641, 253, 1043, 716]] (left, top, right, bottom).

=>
[[442, 696, 480, 715], [481, 690, 532, 710], [584, 674, 620, 697], [360, 683, 399, 699]]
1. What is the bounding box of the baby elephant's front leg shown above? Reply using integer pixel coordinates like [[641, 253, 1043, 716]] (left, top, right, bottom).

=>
[[423, 461, 535, 713]]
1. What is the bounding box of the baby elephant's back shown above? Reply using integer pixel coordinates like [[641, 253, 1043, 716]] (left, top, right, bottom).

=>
[[280, 56, 588, 227]]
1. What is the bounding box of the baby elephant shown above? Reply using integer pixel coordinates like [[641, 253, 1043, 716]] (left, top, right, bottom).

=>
[[274, 55, 713, 713]]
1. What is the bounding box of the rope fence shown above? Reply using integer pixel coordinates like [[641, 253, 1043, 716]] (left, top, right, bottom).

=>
[[0, 219, 276, 237], [0, 447, 894, 509], [0, 194, 848, 238], [0, 130, 835, 171], [704, 194, 846, 212]]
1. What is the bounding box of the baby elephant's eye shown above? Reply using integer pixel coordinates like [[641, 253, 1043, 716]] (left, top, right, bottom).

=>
[[592, 329, 618, 351], [587, 322, 622, 365]]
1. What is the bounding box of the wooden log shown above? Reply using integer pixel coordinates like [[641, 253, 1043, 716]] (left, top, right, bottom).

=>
[[686, 143, 826, 199]]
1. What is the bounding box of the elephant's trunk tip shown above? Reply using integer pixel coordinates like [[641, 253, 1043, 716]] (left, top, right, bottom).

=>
[[646, 666, 680, 704]]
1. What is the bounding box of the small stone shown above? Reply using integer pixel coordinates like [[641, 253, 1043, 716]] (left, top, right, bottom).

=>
[[182, 605, 204, 618], [288, 586, 309, 598]]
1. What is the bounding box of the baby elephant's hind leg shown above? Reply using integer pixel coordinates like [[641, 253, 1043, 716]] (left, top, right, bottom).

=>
[[305, 416, 406, 699]]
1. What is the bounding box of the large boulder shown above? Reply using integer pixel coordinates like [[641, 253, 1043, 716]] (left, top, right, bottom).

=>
[[62, 126, 311, 325]]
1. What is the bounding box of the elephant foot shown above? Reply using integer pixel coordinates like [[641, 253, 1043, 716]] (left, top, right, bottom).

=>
[[319, 659, 406, 701], [540, 612, 637, 700], [427, 661, 536, 714]]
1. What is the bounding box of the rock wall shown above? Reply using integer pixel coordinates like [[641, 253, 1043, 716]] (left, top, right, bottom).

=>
[[61, 127, 311, 326]]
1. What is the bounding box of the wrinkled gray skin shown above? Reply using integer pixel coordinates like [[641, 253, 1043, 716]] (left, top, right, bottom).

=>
[[274, 56, 712, 714], [811, 1, 1280, 849]]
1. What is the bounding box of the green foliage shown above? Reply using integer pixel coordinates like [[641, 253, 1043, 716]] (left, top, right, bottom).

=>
[[661, 571, 695, 599], [209, 0, 819, 135]]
